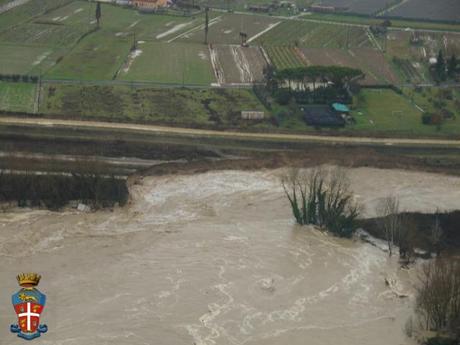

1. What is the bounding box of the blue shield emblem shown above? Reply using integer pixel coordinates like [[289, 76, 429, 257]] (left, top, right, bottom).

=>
[[10, 274, 48, 340]]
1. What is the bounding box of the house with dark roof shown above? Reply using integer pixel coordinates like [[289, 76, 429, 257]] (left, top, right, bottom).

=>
[[303, 106, 345, 127]]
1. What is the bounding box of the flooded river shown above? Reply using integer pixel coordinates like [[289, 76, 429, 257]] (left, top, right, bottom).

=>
[[2, 167, 460, 345]]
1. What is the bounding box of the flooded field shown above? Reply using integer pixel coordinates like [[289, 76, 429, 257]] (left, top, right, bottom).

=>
[[2, 167, 460, 345]]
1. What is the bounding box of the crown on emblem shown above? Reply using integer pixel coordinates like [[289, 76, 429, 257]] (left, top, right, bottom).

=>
[[16, 273, 41, 287]]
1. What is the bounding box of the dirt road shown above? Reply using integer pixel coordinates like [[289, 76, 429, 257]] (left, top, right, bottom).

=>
[[1, 116, 460, 148]]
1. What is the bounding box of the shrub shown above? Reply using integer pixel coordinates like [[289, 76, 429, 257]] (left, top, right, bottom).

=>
[[281, 168, 360, 238], [425, 337, 457, 345], [275, 88, 291, 105]]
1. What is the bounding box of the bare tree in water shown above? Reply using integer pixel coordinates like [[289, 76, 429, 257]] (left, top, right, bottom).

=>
[[416, 258, 460, 336], [376, 196, 401, 256]]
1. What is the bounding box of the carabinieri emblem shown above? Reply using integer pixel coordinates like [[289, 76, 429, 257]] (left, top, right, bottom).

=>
[[11, 273, 48, 340]]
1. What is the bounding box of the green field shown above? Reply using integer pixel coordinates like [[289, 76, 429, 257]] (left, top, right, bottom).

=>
[[0, 0, 72, 32], [179, 13, 279, 45], [45, 30, 132, 80], [0, 44, 53, 75], [40, 84, 267, 128], [38, 1, 204, 41], [256, 20, 372, 48], [0, 82, 36, 113], [351, 89, 460, 136], [119, 42, 215, 85], [4, 2, 215, 82]]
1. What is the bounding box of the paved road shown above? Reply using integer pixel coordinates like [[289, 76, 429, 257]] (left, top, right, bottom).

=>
[[2, 116, 460, 148]]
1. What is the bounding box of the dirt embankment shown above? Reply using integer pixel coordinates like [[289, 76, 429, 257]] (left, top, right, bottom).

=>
[[136, 146, 460, 179]]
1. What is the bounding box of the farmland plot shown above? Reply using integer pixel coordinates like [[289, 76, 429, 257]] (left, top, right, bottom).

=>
[[0, 0, 71, 32], [178, 13, 279, 45], [383, 31, 449, 83], [300, 48, 399, 84], [210, 45, 267, 85], [38, 1, 203, 43], [36, 1, 91, 26], [118, 42, 215, 85], [0, 23, 86, 47], [0, 81, 36, 113], [315, 0, 398, 15], [46, 31, 132, 80], [264, 46, 305, 69], [385, 0, 460, 22], [256, 20, 372, 48], [0, 44, 53, 75]]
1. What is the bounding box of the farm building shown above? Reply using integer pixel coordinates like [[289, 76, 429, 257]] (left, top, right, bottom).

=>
[[241, 111, 265, 120], [248, 5, 271, 13], [309, 4, 348, 13], [303, 106, 345, 127], [131, 0, 172, 11]]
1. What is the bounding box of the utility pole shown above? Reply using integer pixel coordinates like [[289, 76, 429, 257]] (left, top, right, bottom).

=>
[[240, 32, 248, 47], [204, 7, 209, 45], [346, 26, 350, 49]]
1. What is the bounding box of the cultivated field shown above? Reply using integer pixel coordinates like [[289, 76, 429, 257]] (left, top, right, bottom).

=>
[[264, 46, 305, 69], [118, 42, 215, 85], [193, 0, 314, 11], [303, 12, 460, 32], [37, 1, 206, 42], [0, 81, 36, 113], [46, 31, 132, 80], [385, 0, 460, 23], [351, 88, 460, 137], [210, 45, 267, 85], [300, 48, 400, 84], [0, 44, 53, 75], [384, 30, 460, 83], [178, 13, 279, 45], [40, 84, 266, 127], [0, 23, 86, 47], [0, 0, 71, 31], [315, 0, 396, 15], [256, 20, 373, 48]]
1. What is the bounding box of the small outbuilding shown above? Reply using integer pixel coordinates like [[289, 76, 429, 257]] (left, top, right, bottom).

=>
[[241, 111, 265, 120], [331, 103, 350, 114]]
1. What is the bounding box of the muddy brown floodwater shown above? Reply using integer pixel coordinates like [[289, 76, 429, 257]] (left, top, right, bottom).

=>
[[2, 167, 460, 345]]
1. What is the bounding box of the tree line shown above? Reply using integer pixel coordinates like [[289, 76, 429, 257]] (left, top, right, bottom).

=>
[[263, 65, 363, 106], [0, 172, 128, 210], [433, 50, 458, 83]]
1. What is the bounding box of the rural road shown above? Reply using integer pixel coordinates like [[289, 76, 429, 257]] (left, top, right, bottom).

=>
[[0, 0, 30, 15], [2, 116, 460, 148], [217, 9, 460, 34]]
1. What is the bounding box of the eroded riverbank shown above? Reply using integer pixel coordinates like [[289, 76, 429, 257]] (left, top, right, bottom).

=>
[[1, 167, 459, 344]]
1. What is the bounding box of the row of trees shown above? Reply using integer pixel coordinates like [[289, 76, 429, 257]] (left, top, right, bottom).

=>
[[281, 167, 360, 238], [273, 65, 363, 90], [434, 50, 458, 82], [375, 196, 445, 262], [0, 172, 128, 210], [263, 65, 362, 106], [0, 74, 39, 83]]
